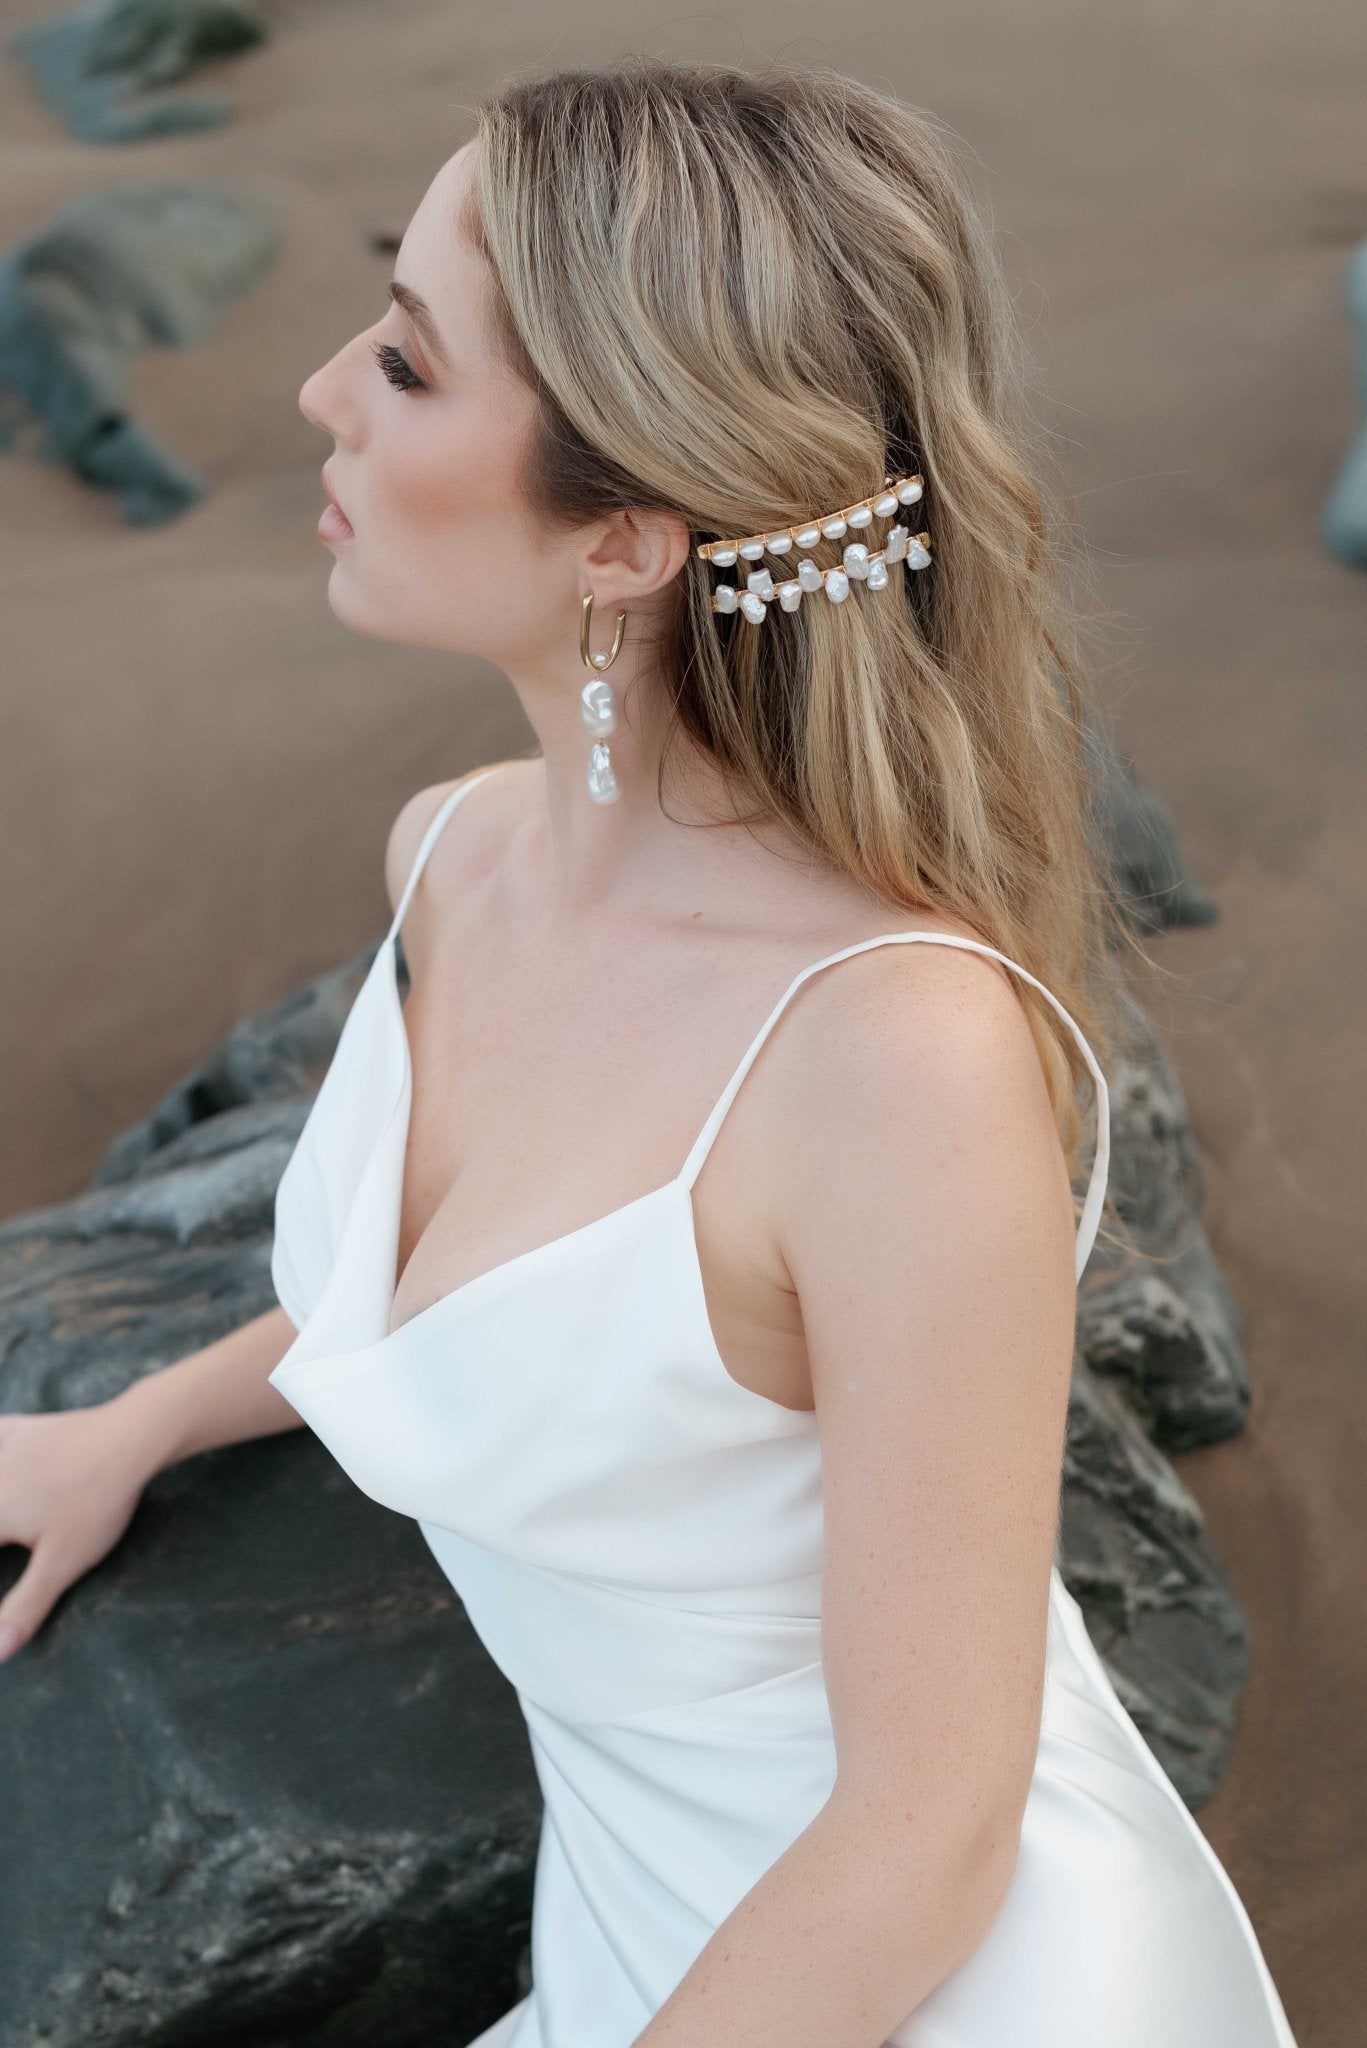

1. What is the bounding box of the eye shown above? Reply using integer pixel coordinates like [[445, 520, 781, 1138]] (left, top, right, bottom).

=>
[[371, 340, 427, 393]]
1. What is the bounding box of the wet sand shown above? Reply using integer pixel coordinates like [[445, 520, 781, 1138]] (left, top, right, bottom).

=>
[[2, 4, 1363, 2040]]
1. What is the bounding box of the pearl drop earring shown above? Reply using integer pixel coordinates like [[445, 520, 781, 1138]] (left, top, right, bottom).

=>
[[579, 592, 627, 805]]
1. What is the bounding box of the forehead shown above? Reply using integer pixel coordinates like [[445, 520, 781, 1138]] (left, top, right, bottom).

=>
[[395, 144, 484, 337]]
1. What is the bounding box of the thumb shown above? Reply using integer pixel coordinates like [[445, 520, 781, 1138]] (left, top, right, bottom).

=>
[[0, 1544, 70, 1661]]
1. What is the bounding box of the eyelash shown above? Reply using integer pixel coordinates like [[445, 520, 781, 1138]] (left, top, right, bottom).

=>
[[371, 340, 426, 393]]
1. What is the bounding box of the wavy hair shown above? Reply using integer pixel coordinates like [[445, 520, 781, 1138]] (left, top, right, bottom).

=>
[[463, 58, 1135, 1219]]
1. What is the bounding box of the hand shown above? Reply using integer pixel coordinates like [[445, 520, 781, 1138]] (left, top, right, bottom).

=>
[[0, 1401, 163, 1661]]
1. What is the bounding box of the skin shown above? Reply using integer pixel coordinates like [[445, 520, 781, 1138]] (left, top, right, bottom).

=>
[[0, 137, 1081, 2047]]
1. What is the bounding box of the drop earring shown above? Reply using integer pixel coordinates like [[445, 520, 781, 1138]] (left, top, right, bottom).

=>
[[579, 591, 627, 805]]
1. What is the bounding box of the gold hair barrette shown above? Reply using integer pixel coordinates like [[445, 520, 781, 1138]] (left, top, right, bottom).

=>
[[696, 474, 931, 620]]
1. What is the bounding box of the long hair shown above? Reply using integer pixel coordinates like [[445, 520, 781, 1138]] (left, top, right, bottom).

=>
[[464, 58, 1135, 1210]]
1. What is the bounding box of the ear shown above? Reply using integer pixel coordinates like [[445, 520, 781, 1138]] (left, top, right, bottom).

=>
[[580, 504, 693, 607]]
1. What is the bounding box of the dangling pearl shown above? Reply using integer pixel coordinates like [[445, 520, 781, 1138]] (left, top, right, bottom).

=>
[[587, 741, 620, 804], [866, 555, 890, 589], [884, 523, 909, 563], [796, 557, 823, 593], [824, 567, 850, 602], [712, 584, 739, 614], [581, 678, 617, 735], [739, 591, 768, 623], [776, 579, 802, 612], [746, 566, 775, 598], [842, 542, 870, 580], [905, 536, 932, 569]]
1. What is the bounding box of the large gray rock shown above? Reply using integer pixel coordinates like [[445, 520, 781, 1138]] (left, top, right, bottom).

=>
[[0, 937, 1254, 2041], [1076, 989, 1252, 1450]]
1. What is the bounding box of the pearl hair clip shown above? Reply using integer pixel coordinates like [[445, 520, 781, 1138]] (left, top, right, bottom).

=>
[[696, 474, 931, 620]]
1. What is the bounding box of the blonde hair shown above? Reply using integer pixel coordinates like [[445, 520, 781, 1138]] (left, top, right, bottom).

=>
[[465, 59, 1140, 1226]]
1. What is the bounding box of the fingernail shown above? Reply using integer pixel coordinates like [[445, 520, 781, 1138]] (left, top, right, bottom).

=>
[[0, 1623, 25, 1661]]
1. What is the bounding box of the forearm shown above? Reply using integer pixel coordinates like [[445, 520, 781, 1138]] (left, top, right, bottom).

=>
[[631, 1791, 1019, 2048], [111, 1303, 305, 1474]]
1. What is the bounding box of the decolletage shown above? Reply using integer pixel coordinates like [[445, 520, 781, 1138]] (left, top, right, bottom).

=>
[[269, 766, 1109, 1426]]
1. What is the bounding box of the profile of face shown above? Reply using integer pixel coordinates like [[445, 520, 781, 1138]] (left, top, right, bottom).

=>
[[298, 142, 576, 672]]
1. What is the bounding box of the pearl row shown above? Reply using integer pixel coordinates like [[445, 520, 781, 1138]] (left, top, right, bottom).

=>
[[695, 474, 925, 567], [711, 526, 931, 619]]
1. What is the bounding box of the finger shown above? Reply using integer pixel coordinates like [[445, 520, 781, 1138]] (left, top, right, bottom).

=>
[[0, 1544, 72, 1661]]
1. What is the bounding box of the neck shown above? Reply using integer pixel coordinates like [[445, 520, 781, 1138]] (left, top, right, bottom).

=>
[[502, 646, 816, 929]]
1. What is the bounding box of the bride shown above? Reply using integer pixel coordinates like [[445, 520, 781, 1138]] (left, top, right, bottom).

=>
[[0, 57, 1298, 2048]]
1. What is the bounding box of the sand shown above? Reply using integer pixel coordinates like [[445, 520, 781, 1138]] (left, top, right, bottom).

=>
[[1, 3, 1362, 2039]]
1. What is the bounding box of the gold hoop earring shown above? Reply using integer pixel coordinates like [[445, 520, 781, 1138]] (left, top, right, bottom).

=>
[[579, 592, 627, 806]]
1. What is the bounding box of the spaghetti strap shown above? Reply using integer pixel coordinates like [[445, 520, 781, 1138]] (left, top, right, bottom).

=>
[[384, 768, 501, 948], [677, 932, 1110, 1283]]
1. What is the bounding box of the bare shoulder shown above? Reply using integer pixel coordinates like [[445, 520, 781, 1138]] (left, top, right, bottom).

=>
[[764, 917, 1070, 1281], [779, 917, 1051, 1122], [383, 757, 539, 917]]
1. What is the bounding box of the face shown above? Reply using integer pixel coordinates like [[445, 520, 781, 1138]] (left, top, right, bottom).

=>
[[298, 141, 573, 667]]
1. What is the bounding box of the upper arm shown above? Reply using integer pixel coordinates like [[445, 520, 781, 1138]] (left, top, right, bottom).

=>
[[778, 944, 1077, 1864]]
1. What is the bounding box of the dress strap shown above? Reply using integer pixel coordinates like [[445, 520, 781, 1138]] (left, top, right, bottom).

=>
[[384, 768, 501, 947], [677, 932, 1111, 1283]]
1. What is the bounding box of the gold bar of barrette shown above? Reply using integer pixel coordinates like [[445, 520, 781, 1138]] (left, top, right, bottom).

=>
[[695, 474, 925, 564]]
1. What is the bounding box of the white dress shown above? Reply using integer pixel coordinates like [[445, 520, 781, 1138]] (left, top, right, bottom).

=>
[[268, 769, 1299, 2048]]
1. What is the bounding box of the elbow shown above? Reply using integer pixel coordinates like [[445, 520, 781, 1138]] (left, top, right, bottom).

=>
[[826, 1784, 1026, 1979], [951, 1803, 1024, 1962]]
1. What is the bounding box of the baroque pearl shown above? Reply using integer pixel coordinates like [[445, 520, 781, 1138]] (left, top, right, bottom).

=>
[[776, 580, 802, 611], [873, 491, 899, 517], [897, 478, 923, 505], [824, 567, 850, 602], [739, 538, 766, 561], [796, 557, 823, 592], [766, 532, 794, 554], [794, 524, 821, 549], [739, 591, 768, 623], [587, 741, 620, 805], [746, 566, 775, 598], [866, 556, 889, 589], [884, 523, 909, 563], [906, 536, 932, 569], [820, 514, 848, 539], [846, 503, 873, 528], [580, 678, 617, 735], [842, 542, 870, 580], [712, 584, 739, 613], [711, 545, 738, 566]]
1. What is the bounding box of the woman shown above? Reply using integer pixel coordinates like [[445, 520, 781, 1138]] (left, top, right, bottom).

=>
[[0, 60, 1298, 2048]]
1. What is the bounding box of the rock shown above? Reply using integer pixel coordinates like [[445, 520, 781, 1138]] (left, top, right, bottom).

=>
[[1059, 1361, 1249, 1805], [0, 945, 540, 2048], [0, 941, 1255, 2041], [1076, 989, 1252, 1449], [8, 0, 268, 145], [0, 185, 280, 524], [1083, 698, 1220, 934]]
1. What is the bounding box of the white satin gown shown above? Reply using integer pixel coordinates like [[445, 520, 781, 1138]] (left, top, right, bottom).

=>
[[268, 769, 1299, 2047]]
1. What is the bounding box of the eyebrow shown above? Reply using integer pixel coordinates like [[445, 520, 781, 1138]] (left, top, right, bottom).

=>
[[387, 281, 451, 368]]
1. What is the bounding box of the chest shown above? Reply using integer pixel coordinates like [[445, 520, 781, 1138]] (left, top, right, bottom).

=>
[[388, 934, 816, 1410]]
